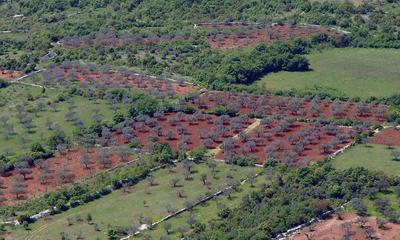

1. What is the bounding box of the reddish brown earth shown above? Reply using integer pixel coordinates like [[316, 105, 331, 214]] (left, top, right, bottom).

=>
[[215, 120, 354, 165], [0, 69, 22, 80], [49, 65, 198, 95], [112, 112, 254, 151], [289, 213, 400, 240], [187, 92, 386, 123], [207, 24, 343, 49], [368, 128, 400, 147], [196, 22, 259, 29], [0, 148, 132, 206]]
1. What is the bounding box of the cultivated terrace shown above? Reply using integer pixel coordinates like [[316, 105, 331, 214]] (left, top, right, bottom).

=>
[[0, 0, 399, 240]]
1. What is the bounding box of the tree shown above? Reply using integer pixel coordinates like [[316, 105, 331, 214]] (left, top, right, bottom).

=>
[[58, 167, 73, 183], [10, 176, 25, 199], [319, 143, 331, 154], [207, 159, 217, 176], [170, 178, 180, 188], [352, 198, 367, 216], [97, 150, 112, 169], [310, 100, 321, 117], [165, 129, 176, 140], [390, 150, 400, 161], [15, 161, 32, 180], [200, 174, 208, 186], [151, 143, 176, 163], [189, 147, 207, 162], [341, 222, 354, 240], [80, 152, 93, 169], [247, 173, 255, 187], [176, 225, 187, 238], [48, 130, 69, 150], [187, 213, 197, 228], [176, 189, 185, 198], [364, 226, 375, 239], [376, 218, 387, 229], [2, 123, 14, 139], [147, 175, 156, 186], [39, 169, 50, 185], [163, 222, 172, 235]]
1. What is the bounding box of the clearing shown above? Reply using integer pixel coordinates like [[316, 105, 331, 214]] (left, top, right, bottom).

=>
[[332, 144, 400, 176], [255, 48, 400, 98]]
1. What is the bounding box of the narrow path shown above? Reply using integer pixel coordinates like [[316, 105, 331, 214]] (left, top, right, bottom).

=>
[[209, 118, 261, 156], [9, 70, 42, 83], [8, 69, 55, 89]]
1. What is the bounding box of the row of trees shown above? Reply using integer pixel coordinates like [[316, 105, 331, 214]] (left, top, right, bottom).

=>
[[221, 118, 353, 164], [40, 61, 190, 97], [189, 92, 387, 121]]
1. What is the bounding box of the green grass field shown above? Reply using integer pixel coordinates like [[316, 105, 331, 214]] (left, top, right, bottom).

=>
[[0, 84, 116, 159], [11, 162, 258, 239], [133, 172, 268, 239], [332, 144, 400, 176], [255, 48, 400, 98]]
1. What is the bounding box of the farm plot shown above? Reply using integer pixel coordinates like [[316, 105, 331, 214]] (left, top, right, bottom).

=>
[[132, 172, 267, 239], [0, 69, 22, 80], [368, 128, 400, 147], [11, 162, 256, 240], [215, 119, 354, 165], [0, 147, 133, 206], [187, 92, 386, 123], [38, 62, 198, 96], [0, 85, 116, 159], [332, 144, 400, 176], [288, 213, 400, 240], [206, 24, 342, 49], [112, 112, 254, 151], [256, 48, 400, 98]]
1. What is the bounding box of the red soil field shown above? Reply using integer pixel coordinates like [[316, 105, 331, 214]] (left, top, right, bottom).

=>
[[196, 22, 260, 29], [46, 64, 198, 95], [112, 112, 254, 151], [215, 120, 354, 165], [368, 128, 400, 147], [187, 92, 386, 123], [0, 148, 132, 206], [289, 213, 400, 240], [0, 69, 22, 80], [206, 24, 343, 49]]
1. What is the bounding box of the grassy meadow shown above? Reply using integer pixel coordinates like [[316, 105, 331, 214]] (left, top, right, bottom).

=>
[[255, 48, 400, 98]]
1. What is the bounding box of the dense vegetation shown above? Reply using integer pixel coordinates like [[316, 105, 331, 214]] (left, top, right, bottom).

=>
[[188, 162, 400, 239], [0, 0, 399, 239], [1, 0, 399, 81]]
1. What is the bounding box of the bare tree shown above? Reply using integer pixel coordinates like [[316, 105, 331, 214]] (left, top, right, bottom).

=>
[[15, 161, 32, 180], [97, 150, 112, 169], [80, 152, 93, 169], [170, 178, 180, 188], [10, 176, 25, 199], [58, 167, 74, 184]]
